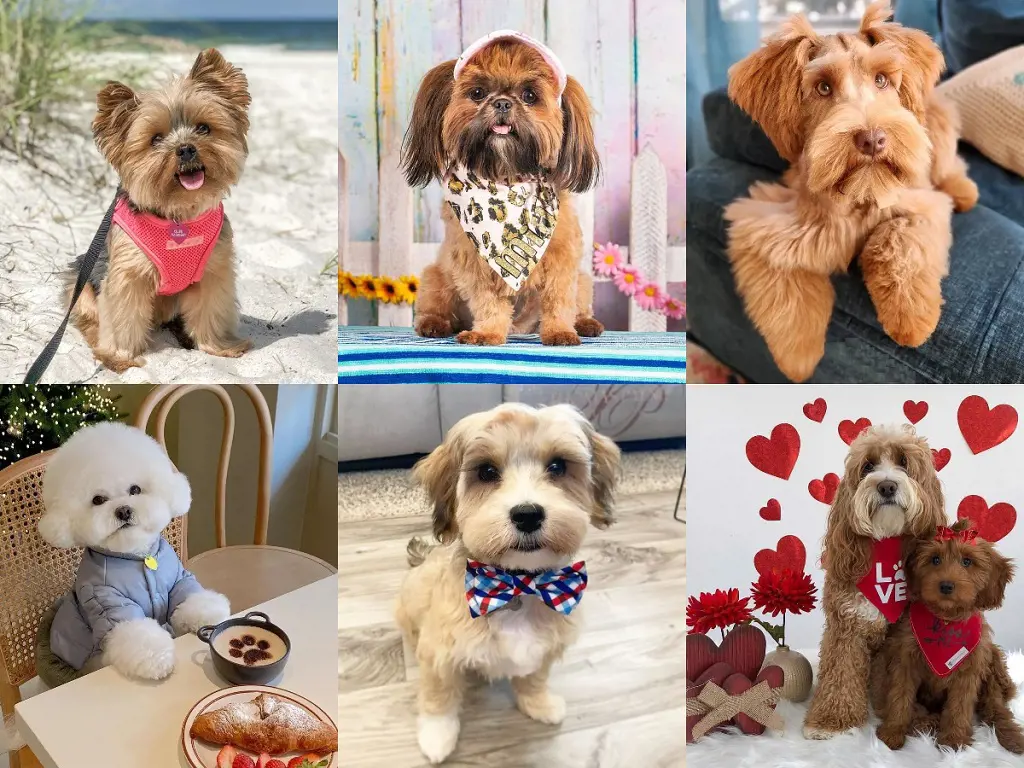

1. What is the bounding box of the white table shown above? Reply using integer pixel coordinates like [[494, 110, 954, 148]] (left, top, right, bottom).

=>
[[16, 576, 338, 768]]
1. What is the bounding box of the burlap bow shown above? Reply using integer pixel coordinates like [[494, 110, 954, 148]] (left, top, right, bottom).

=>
[[686, 680, 784, 741]]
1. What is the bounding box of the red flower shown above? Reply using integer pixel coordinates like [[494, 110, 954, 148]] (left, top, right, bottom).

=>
[[686, 588, 753, 635], [750, 569, 818, 617]]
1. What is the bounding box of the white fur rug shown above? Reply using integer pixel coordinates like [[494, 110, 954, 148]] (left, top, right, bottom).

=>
[[688, 650, 1024, 767]]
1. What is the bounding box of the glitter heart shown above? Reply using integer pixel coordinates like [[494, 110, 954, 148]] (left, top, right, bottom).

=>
[[169, 223, 189, 244]]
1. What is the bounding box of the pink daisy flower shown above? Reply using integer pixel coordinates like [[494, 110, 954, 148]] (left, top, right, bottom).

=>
[[664, 297, 685, 320], [636, 281, 664, 311], [614, 265, 642, 296], [592, 242, 623, 277]]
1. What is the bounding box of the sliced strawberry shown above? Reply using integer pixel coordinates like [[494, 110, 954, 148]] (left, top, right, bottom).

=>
[[266, 761, 286, 768], [287, 755, 328, 768], [233, 754, 256, 768], [216, 745, 238, 768], [256, 755, 272, 768]]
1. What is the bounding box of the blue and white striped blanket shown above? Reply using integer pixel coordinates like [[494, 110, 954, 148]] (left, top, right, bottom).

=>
[[338, 326, 686, 384]]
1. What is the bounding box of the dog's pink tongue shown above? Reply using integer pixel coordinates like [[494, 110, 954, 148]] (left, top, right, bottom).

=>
[[491, 125, 512, 135], [178, 170, 205, 191]]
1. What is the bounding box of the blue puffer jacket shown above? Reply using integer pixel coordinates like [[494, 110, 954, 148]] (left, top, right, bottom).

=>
[[50, 537, 203, 670]]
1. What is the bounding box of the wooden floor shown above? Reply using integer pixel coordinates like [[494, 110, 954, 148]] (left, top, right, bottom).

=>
[[338, 489, 686, 768]]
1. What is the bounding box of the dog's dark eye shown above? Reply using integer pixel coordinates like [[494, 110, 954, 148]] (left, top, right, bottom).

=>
[[469, 87, 486, 102], [521, 88, 537, 105], [931, 555, 942, 566], [91, 495, 107, 506], [861, 461, 874, 476], [962, 557, 972, 567], [898, 454, 907, 469], [815, 81, 832, 97], [546, 458, 567, 477], [196, 123, 211, 135], [128, 485, 142, 496], [477, 464, 501, 483], [874, 73, 889, 90], [150, 133, 163, 146]]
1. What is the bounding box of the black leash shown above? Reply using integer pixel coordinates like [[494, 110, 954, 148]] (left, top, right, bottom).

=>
[[23, 188, 121, 385]]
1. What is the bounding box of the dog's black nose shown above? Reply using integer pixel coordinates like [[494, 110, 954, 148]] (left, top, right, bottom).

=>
[[877, 480, 897, 499], [939, 581, 955, 595], [177, 144, 197, 162], [510, 503, 545, 533], [854, 128, 887, 157], [114, 506, 132, 523], [493, 98, 512, 113]]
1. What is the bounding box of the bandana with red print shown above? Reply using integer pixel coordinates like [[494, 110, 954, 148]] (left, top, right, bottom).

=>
[[855, 536, 908, 623], [910, 602, 983, 677]]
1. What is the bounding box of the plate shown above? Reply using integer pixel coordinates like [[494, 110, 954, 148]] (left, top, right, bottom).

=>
[[181, 684, 337, 767]]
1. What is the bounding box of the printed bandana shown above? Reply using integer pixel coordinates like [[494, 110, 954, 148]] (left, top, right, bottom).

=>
[[856, 536, 908, 623], [444, 165, 559, 292], [112, 198, 224, 296], [910, 602, 982, 677], [465, 559, 587, 618]]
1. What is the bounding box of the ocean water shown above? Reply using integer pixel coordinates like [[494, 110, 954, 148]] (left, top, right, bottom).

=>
[[83, 19, 338, 51]]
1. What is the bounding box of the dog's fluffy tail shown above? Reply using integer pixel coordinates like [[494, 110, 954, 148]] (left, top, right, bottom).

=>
[[406, 536, 435, 568], [2, 712, 24, 754]]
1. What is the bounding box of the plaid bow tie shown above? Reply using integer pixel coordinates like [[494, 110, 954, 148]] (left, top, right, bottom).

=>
[[465, 560, 588, 618]]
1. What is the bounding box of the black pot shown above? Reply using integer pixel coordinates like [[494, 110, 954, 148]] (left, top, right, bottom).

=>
[[197, 611, 291, 685]]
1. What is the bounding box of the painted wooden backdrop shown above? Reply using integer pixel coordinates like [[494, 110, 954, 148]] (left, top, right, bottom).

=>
[[340, 0, 686, 329]]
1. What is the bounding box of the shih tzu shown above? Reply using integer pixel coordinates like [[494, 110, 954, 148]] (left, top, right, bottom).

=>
[[401, 30, 605, 346], [396, 403, 620, 763], [70, 48, 251, 373]]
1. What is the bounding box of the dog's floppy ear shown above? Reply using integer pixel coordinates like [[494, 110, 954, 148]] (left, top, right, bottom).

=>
[[904, 435, 947, 534], [93, 81, 139, 169], [37, 505, 76, 549], [552, 75, 601, 193], [413, 428, 463, 543], [168, 470, 192, 519], [977, 542, 1014, 611], [728, 16, 820, 163], [822, 452, 873, 584], [585, 423, 620, 529], [859, 2, 943, 122], [402, 60, 456, 187], [189, 48, 251, 128]]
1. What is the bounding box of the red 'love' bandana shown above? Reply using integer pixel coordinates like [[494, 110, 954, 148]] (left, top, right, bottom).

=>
[[856, 536, 908, 623], [910, 602, 982, 677]]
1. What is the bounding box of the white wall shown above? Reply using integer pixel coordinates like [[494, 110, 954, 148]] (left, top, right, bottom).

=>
[[688, 384, 1024, 652]]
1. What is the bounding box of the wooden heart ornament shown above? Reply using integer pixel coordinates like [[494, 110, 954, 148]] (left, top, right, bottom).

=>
[[958, 395, 1017, 455], [686, 625, 766, 682], [754, 535, 806, 577], [957, 495, 1016, 543], [745, 424, 800, 480], [808, 473, 840, 504], [802, 398, 827, 423], [838, 418, 872, 445], [724, 665, 786, 735]]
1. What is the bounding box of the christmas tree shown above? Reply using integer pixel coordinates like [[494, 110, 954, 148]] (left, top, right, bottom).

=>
[[0, 386, 124, 470]]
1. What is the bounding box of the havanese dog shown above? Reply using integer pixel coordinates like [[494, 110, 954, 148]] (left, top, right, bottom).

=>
[[804, 424, 946, 739], [724, 1, 978, 382], [401, 30, 604, 347], [396, 403, 620, 764], [70, 48, 251, 373], [872, 519, 1024, 754]]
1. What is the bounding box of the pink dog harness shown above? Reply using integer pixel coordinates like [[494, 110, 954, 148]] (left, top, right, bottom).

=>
[[112, 198, 224, 296]]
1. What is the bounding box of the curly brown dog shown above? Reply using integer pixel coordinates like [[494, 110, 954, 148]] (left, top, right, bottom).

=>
[[871, 519, 1024, 753], [803, 424, 947, 739], [725, 1, 978, 381]]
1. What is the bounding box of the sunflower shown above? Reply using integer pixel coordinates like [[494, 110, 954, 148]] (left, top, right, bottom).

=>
[[375, 276, 400, 304], [397, 274, 420, 304], [340, 271, 359, 297], [355, 274, 377, 300]]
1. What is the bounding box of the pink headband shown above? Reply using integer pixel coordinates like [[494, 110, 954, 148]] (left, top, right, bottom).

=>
[[453, 29, 568, 105]]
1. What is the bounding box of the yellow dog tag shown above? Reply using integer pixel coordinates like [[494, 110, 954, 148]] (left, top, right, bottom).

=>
[[144, 556, 158, 571]]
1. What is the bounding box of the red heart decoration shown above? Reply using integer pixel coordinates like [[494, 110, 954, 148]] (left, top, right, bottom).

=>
[[759, 499, 782, 521], [957, 395, 1018, 455], [957, 495, 1016, 543], [808, 473, 840, 505], [754, 535, 806, 577], [726, 665, 786, 736], [838, 418, 872, 445], [931, 448, 951, 472], [685, 625, 767, 683], [745, 424, 800, 480], [802, 398, 827, 423], [686, 661, 737, 742], [903, 400, 928, 424]]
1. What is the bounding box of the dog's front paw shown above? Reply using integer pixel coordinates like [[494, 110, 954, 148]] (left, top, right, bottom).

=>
[[516, 690, 566, 725], [540, 329, 581, 346], [416, 314, 454, 338], [936, 726, 973, 750], [199, 337, 252, 358], [170, 590, 231, 635], [97, 351, 146, 373], [102, 618, 175, 680], [417, 712, 460, 764], [457, 330, 505, 345], [574, 317, 604, 337], [876, 723, 906, 750]]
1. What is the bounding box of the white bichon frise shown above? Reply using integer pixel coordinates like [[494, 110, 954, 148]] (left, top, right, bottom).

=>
[[38, 421, 230, 681]]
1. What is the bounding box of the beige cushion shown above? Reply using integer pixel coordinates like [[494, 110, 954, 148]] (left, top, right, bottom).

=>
[[936, 44, 1024, 177]]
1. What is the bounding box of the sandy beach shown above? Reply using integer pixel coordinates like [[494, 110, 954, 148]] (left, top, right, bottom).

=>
[[0, 45, 338, 383]]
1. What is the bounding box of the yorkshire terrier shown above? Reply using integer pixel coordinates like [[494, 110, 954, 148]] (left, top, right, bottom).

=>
[[804, 424, 946, 739], [396, 403, 620, 763], [401, 30, 604, 346], [872, 520, 1024, 754], [724, 1, 978, 382], [70, 48, 251, 373]]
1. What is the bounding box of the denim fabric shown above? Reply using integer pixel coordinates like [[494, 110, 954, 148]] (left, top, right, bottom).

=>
[[686, 154, 1024, 383], [938, 0, 1024, 74]]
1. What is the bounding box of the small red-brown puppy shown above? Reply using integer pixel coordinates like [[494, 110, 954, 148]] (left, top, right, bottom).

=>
[[872, 520, 1024, 753]]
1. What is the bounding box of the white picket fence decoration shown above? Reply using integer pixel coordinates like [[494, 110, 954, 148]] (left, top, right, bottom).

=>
[[339, 145, 684, 330]]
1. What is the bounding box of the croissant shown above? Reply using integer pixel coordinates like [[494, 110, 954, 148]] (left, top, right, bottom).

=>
[[190, 693, 338, 755]]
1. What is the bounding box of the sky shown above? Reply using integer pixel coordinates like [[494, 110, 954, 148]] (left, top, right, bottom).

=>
[[87, 0, 337, 20]]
